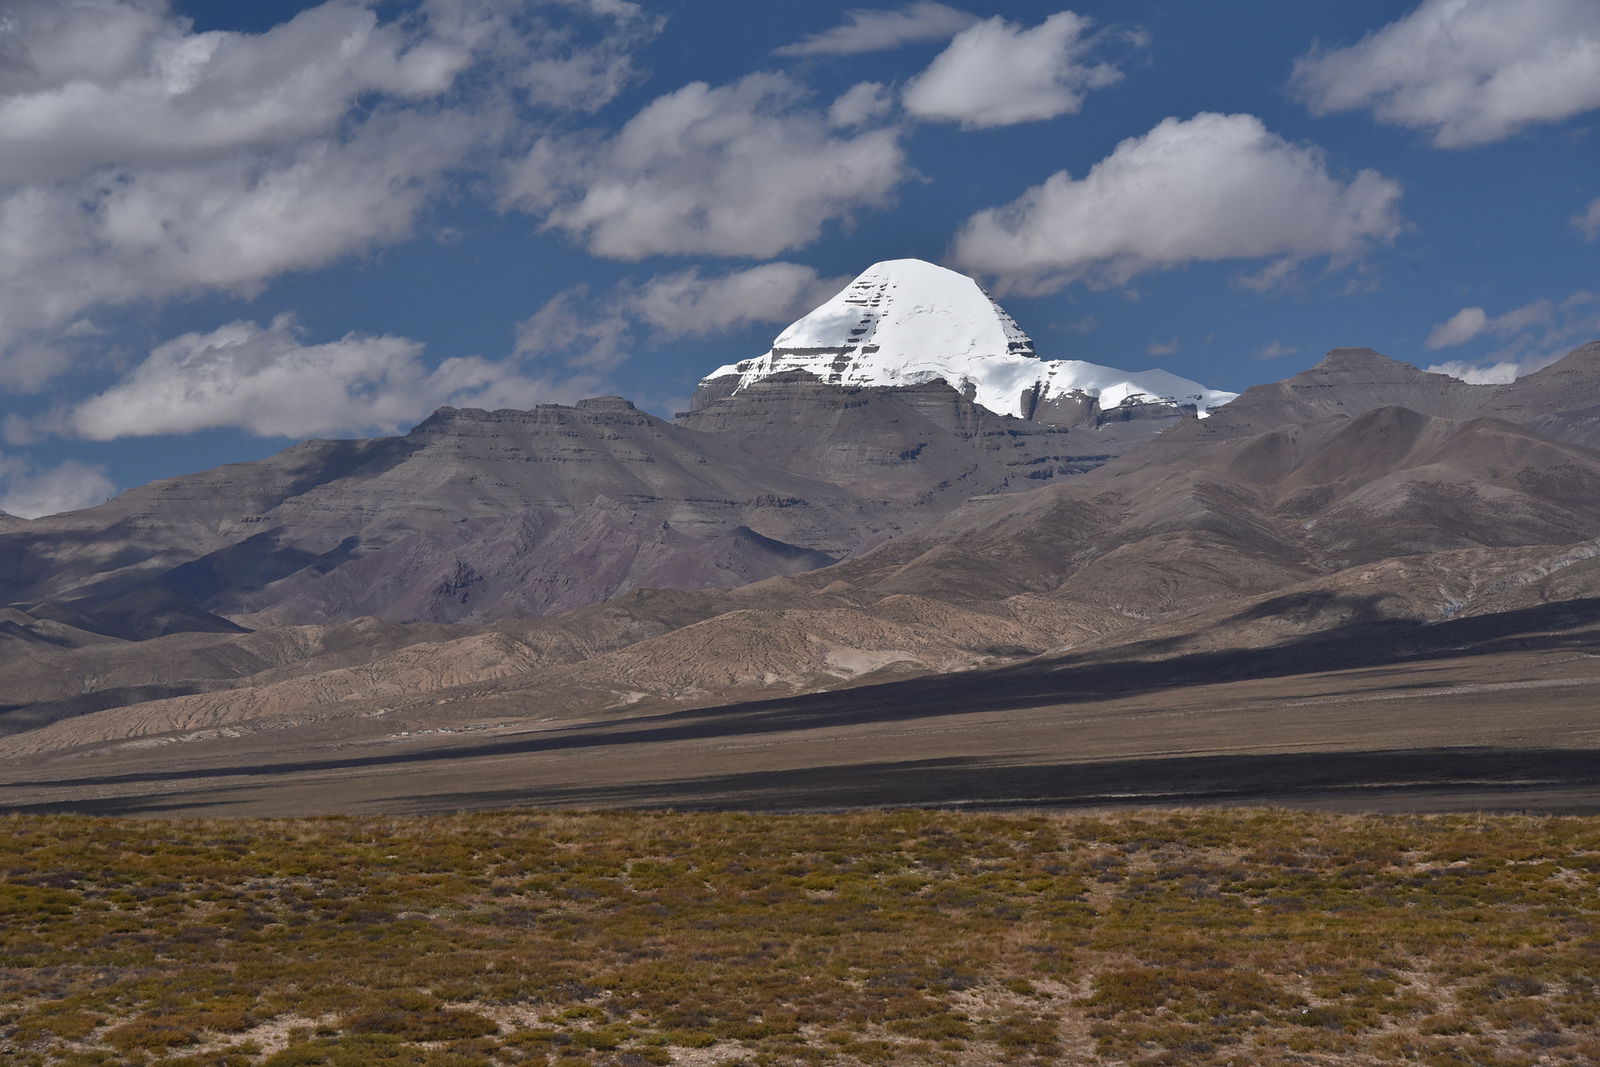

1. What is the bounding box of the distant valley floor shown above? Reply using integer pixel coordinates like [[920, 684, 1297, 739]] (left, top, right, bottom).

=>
[[5, 610, 1597, 818]]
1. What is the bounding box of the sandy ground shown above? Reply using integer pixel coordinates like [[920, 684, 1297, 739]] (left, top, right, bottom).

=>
[[3, 617, 1597, 817]]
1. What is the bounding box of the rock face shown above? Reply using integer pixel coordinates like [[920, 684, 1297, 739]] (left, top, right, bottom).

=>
[[819, 403, 1600, 614], [0, 258, 1247, 634], [0, 398, 916, 627], [6, 334, 1600, 770], [1177, 347, 1493, 437], [1480, 340, 1600, 449], [1151, 342, 1600, 456], [697, 258, 1238, 423], [678, 373, 1172, 509], [0, 375, 1182, 630], [12, 398, 1600, 768], [4, 242, 1598, 664]]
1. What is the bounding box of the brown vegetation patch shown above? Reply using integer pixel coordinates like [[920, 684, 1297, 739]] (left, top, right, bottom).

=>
[[1, 809, 1598, 1065]]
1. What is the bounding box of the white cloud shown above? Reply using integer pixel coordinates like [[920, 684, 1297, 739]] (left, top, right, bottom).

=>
[[1423, 359, 1523, 385], [1424, 290, 1600, 381], [1146, 338, 1178, 357], [1495, 299, 1557, 334], [516, 263, 850, 367], [1425, 299, 1561, 350], [503, 1, 663, 111], [0, 341, 73, 393], [901, 12, 1127, 128], [627, 264, 850, 337], [506, 74, 906, 259], [950, 112, 1403, 294], [0, 0, 473, 186], [829, 81, 894, 128], [69, 314, 555, 440], [1425, 306, 1490, 349], [514, 285, 636, 370], [774, 2, 977, 57], [2, 415, 35, 447], [1257, 341, 1299, 360], [1291, 0, 1600, 148], [0, 109, 484, 367], [1574, 196, 1600, 241], [0, 0, 659, 382], [0, 455, 115, 519]]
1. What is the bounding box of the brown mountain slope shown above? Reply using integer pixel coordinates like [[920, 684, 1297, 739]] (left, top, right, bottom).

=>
[[9, 402, 1600, 766], [774, 406, 1600, 623], [1480, 340, 1600, 449], [679, 372, 1179, 504], [1, 399, 911, 626], [1151, 342, 1600, 451], [4, 344, 1593, 639], [1167, 347, 1493, 438], [0, 378, 1179, 632], [5, 343, 1600, 775], [0, 586, 735, 750], [6, 532, 1598, 769]]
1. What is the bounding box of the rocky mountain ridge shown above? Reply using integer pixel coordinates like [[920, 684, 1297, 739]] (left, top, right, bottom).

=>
[[1, 287, 1227, 631], [2, 249, 1599, 783], [1163, 343, 1600, 444], [2, 341, 1597, 640], [2, 336, 1600, 810], [8, 375, 1600, 765]]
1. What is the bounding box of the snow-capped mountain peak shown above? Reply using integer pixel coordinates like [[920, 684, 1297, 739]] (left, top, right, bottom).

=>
[[772, 257, 1034, 362], [701, 259, 1235, 420]]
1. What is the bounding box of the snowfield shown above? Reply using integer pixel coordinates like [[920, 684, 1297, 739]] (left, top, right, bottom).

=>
[[703, 258, 1237, 418]]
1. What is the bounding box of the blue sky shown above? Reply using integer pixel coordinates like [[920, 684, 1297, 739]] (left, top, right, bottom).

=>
[[0, 0, 1596, 516]]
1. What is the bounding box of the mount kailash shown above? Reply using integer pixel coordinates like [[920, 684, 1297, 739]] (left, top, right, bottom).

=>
[[0, 259, 1233, 633]]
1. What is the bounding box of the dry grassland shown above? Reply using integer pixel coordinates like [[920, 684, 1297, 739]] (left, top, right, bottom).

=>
[[2, 809, 1598, 1066]]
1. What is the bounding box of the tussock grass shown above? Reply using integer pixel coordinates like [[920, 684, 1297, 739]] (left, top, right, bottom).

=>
[[0, 809, 1597, 1064]]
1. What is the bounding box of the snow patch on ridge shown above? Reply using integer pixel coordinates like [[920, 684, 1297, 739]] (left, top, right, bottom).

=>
[[703, 259, 1236, 417], [1034, 359, 1235, 414]]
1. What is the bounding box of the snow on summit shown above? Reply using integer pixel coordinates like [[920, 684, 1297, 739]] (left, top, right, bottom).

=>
[[703, 259, 1236, 418]]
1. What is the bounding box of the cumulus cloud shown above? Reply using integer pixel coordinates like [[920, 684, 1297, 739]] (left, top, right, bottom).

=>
[[1425, 306, 1491, 349], [1425, 298, 1565, 351], [1424, 290, 1600, 381], [0, 0, 658, 183], [506, 74, 906, 259], [1574, 197, 1600, 241], [901, 12, 1127, 128], [0, 455, 116, 519], [950, 112, 1403, 294], [1291, 0, 1600, 148], [503, 1, 663, 111], [0, 0, 659, 381], [0, 342, 74, 393], [774, 2, 977, 57], [514, 286, 636, 371], [516, 263, 851, 368], [829, 81, 894, 128], [0, 0, 472, 185], [4, 107, 480, 315], [626, 263, 851, 337], [1423, 359, 1524, 385], [69, 315, 555, 440]]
